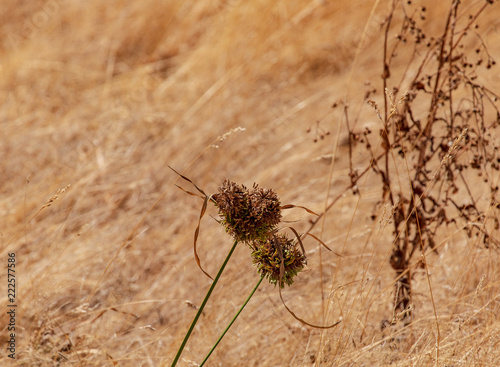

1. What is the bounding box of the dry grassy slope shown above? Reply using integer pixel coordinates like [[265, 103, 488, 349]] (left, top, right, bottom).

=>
[[1, 1, 499, 366]]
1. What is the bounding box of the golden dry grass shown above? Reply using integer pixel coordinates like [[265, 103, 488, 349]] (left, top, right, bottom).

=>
[[1, 1, 500, 366]]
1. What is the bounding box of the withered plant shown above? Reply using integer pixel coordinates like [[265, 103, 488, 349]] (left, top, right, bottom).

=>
[[168, 167, 341, 366], [333, 0, 500, 324], [372, 0, 499, 321]]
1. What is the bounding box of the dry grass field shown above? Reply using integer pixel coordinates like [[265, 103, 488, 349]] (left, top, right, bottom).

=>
[[1, 1, 500, 366]]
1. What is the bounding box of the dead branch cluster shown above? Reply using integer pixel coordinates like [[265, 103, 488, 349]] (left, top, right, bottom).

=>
[[345, 0, 499, 318]]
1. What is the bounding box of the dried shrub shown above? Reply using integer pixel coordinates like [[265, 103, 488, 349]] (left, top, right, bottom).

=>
[[354, 0, 500, 319], [303, 0, 500, 323]]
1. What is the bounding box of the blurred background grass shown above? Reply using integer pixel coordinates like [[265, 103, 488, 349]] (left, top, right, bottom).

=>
[[1, 1, 499, 365]]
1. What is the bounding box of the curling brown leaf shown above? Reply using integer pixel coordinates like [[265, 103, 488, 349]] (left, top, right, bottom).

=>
[[278, 287, 342, 329], [281, 204, 319, 216], [168, 165, 207, 197], [193, 196, 213, 280]]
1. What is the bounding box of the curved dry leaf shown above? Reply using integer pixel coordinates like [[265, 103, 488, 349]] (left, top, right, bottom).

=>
[[193, 196, 213, 280], [275, 235, 285, 284], [278, 287, 342, 329], [287, 226, 307, 261], [174, 184, 205, 199], [168, 165, 207, 197], [281, 204, 319, 216], [304, 233, 343, 258], [275, 229, 342, 328], [284, 227, 343, 259]]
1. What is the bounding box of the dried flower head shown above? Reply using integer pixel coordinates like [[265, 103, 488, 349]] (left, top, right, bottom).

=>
[[213, 180, 282, 243], [251, 234, 306, 288]]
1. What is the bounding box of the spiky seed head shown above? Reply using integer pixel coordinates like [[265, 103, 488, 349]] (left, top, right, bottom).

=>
[[249, 183, 282, 227], [213, 180, 282, 244], [251, 234, 305, 288]]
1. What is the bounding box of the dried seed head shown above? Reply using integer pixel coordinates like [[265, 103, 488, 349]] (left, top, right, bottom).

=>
[[213, 180, 282, 243], [251, 234, 305, 288], [249, 183, 282, 226]]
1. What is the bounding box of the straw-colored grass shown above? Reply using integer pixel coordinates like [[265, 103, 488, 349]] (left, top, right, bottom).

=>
[[1, 1, 499, 366]]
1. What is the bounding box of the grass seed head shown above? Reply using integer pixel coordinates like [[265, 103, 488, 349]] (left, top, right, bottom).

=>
[[213, 180, 282, 244], [251, 234, 305, 288]]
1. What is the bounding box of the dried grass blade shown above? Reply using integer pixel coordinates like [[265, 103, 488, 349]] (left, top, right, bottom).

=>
[[168, 165, 207, 197], [281, 204, 319, 216], [304, 233, 343, 258], [109, 307, 139, 319], [174, 184, 205, 199], [278, 288, 342, 329], [287, 227, 307, 260], [275, 236, 285, 286], [91, 310, 107, 323], [194, 196, 213, 280]]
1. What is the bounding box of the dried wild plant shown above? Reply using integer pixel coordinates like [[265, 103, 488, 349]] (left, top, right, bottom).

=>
[[372, 0, 500, 320], [316, 0, 500, 324], [168, 166, 341, 366]]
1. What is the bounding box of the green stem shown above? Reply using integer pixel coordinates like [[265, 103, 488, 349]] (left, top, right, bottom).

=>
[[171, 240, 239, 367], [199, 276, 264, 366]]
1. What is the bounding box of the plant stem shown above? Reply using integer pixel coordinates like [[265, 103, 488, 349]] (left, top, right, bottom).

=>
[[200, 276, 264, 366], [171, 240, 239, 367]]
